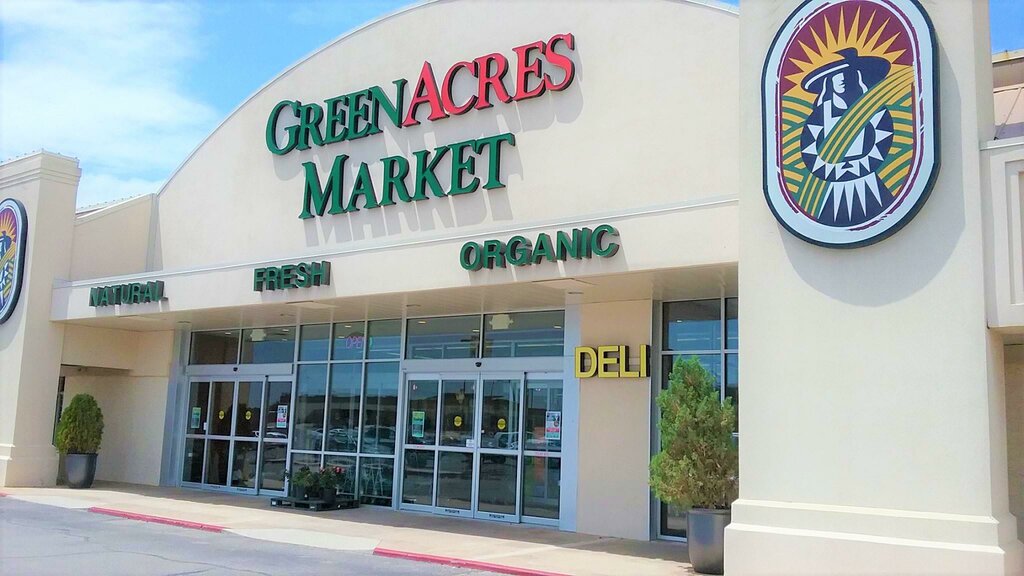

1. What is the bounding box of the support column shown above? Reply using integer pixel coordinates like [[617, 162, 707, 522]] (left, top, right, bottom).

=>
[[0, 152, 80, 487], [727, 1, 1023, 573]]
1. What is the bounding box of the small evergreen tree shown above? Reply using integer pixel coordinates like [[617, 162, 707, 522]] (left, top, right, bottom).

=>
[[55, 394, 104, 455], [650, 357, 738, 510]]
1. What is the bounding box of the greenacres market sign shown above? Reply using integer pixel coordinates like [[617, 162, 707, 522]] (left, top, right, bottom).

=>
[[461, 225, 619, 271], [254, 261, 331, 292], [90, 281, 166, 307], [265, 33, 577, 220]]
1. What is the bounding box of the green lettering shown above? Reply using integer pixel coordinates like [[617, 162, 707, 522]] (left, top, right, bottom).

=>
[[473, 132, 516, 189], [482, 240, 507, 269], [380, 155, 411, 206], [300, 155, 348, 219], [507, 236, 533, 266], [460, 243, 483, 271], [295, 102, 325, 151], [266, 100, 299, 155], [591, 224, 620, 257], [449, 139, 480, 196], [532, 233, 555, 264], [346, 162, 380, 212], [413, 146, 450, 199], [323, 95, 349, 144], [369, 79, 407, 132], [347, 90, 374, 140]]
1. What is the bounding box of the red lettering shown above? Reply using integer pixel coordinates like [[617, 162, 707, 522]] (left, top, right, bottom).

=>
[[512, 41, 546, 101], [442, 60, 478, 115], [543, 33, 576, 92], [403, 61, 450, 127], [474, 53, 513, 110]]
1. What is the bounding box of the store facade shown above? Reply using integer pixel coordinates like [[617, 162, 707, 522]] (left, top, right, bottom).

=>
[[1, 0, 1022, 574]]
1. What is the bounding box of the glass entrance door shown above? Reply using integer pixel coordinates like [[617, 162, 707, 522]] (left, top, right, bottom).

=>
[[182, 376, 293, 495], [399, 372, 524, 522], [475, 376, 522, 522]]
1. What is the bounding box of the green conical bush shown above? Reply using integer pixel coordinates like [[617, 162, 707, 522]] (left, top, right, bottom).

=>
[[55, 394, 104, 455], [650, 357, 738, 510]]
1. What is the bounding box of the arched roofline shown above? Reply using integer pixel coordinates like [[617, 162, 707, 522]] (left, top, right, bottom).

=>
[[154, 0, 738, 198]]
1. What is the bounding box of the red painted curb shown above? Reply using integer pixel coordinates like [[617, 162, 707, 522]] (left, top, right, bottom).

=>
[[0, 492, 7, 497], [373, 547, 570, 576], [87, 507, 225, 533]]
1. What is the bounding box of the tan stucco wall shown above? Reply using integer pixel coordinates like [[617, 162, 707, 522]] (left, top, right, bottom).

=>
[[69, 195, 153, 281], [62, 374, 168, 486], [1006, 345, 1024, 538], [728, 0, 1022, 573], [60, 329, 173, 486], [576, 300, 652, 540], [50, 0, 740, 322], [0, 153, 79, 487]]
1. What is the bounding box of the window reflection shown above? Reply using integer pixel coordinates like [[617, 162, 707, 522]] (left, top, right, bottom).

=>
[[294, 365, 328, 451], [361, 363, 399, 454], [483, 311, 564, 358], [406, 315, 480, 359], [663, 300, 721, 351], [240, 327, 295, 364]]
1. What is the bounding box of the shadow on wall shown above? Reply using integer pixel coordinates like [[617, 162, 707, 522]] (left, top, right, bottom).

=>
[[267, 43, 585, 248], [782, 47, 962, 306]]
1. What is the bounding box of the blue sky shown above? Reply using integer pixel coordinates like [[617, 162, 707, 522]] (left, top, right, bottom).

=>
[[1, 0, 1021, 207]]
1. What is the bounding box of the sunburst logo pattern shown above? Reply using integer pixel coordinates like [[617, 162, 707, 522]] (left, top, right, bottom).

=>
[[777, 4, 918, 218], [0, 206, 20, 306]]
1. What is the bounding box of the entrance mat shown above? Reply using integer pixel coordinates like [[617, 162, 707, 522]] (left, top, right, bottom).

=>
[[88, 507, 225, 532], [373, 547, 571, 576]]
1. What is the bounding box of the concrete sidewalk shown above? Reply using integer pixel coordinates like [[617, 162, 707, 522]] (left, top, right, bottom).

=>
[[0, 483, 693, 576]]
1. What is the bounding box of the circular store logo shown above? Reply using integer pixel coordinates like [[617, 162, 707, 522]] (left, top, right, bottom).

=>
[[0, 198, 27, 324], [762, 0, 938, 248]]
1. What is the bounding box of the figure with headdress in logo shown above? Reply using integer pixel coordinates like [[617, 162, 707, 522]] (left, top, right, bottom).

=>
[[799, 48, 896, 227]]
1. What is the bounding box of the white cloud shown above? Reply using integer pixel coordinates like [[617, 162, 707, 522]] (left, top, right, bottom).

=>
[[0, 0, 218, 206]]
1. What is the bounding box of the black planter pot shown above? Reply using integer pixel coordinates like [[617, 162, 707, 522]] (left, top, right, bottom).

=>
[[687, 508, 730, 575], [65, 453, 98, 489], [320, 489, 337, 506]]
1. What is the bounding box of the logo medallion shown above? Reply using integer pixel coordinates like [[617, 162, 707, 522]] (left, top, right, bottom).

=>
[[0, 198, 27, 324], [763, 0, 938, 247]]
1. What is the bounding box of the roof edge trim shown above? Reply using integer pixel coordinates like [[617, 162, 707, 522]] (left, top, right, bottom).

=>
[[154, 0, 738, 199]]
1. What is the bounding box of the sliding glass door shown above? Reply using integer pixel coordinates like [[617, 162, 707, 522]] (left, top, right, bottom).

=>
[[182, 376, 293, 495]]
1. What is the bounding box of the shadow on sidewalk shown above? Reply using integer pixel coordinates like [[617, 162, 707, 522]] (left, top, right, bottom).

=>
[[87, 481, 690, 564]]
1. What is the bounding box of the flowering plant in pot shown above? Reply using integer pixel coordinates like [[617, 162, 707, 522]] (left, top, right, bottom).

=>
[[55, 394, 105, 489], [650, 357, 738, 575], [286, 466, 345, 505]]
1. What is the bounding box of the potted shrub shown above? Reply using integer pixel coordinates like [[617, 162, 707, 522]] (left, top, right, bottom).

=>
[[286, 466, 345, 505], [55, 394, 105, 489], [650, 357, 738, 575]]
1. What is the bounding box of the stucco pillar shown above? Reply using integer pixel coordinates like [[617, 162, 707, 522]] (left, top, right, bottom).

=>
[[727, 1, 1023, 574], [0, 152, 79, 487]]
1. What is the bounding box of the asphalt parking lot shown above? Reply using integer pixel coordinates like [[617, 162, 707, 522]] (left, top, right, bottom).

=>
[[0, 497, 494, 576]]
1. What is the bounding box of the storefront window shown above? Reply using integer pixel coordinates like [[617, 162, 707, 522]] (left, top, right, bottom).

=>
[[522, 456, 560, 519], [367, 319, 401, 359], [190, 330, 240, 364], [525, 379, 562, 452], [324, 455, 357, 497], [406, 315, 480, 359], [240, 327, 295, 364], [663, 300, 721, 352], [326, 364, 362, 452], [359, 457, 394, 506], [658, 298, 738, 539], [299, 324, 331, 362], [726, 297, 738, 349], [361, 362, 399, 454], [294, 364, 328, 451], [332, 322, 366, 361], [483, 311, 564, 358]]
